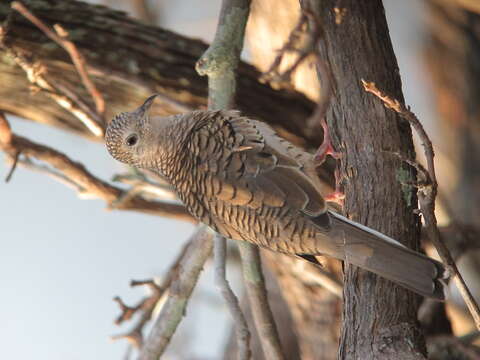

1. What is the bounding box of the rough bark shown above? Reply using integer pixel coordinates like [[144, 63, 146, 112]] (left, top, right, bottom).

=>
[[313, 1, 426, 359], [0, 0, 318, 146]]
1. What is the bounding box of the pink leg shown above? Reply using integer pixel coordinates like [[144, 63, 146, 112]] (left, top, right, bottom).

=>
[[324, 191, 345, 206], [314, 118, 342, 166], [314, 119, 345, 205], [324, 167, 345, 207]]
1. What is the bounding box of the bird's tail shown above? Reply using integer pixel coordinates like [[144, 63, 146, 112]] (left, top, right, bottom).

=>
[[327, 211, 449, 300]]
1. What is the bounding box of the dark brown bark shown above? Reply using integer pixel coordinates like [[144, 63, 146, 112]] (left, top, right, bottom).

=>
[[312, 1, 425, 358], [0, 0, 318, 146]]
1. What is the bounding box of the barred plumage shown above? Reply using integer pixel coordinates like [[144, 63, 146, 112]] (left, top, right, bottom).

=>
[[105, 95, 449, 300]]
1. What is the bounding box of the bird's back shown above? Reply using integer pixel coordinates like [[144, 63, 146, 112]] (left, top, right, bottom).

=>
[[170, 110, 335, 255]]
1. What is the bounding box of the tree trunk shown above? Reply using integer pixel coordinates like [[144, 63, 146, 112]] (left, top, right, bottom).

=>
[[313, 1, 426, 358]]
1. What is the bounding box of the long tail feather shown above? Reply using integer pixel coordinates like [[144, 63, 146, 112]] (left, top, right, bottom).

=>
[[327, 211, 449, 300]]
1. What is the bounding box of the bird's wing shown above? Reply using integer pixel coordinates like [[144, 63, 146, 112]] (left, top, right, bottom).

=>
[[191, 110, 327, 217]]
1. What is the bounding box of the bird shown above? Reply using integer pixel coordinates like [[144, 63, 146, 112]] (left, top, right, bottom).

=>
[[105, 94, 448, 300]]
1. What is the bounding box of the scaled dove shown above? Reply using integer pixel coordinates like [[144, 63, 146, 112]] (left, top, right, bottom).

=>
[[106, 95, 448, 300]]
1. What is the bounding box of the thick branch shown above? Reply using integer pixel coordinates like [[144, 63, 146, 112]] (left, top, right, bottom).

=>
[[111, 240, 192, 349], [197, 0, 284, 358], [138, 226, 214, 360], [309, 0, 427, 358], [238, 246, 285, 360], [198, 0, 253, 356], [0, 0, 317, 146], [11, 1, 105, 117], [215, 236, 251, 360]]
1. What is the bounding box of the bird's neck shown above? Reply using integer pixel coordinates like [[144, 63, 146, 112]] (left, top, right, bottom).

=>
[[150, 113, 207, 214]]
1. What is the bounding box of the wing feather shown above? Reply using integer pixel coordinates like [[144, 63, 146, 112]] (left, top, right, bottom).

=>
[[194, 111, 327, 216]]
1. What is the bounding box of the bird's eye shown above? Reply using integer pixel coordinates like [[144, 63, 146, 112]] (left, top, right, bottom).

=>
[[125, 134, 138, 147]]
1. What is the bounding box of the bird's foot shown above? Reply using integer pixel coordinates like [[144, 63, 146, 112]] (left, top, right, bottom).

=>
[[324, 190, 345, 206], [314, 140, 342, 165], [314, 119, 342, 166]]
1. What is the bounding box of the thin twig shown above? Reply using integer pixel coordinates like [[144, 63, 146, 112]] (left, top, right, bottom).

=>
[[261, 1, 328, 100], [0, 113, 192, 221], [362, 80, 480, 331], [215, 236, 251, 360], [261, 13, 309, 86], [264, 1, 335, 163], [4, 150, 19, 182], [138, 225, 214, 360], [237, 243, 285, 360], [112, 173, 177, 201], [123, 345, 133, 360], [12, 1, 106, 118], [11, 156, 84, 192], [0, 31, 104, 137], [111, 280, 164, 349], [111, 240, 191, 350]]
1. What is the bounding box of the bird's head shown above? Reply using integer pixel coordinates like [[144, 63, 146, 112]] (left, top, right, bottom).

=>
[[105, 94, 159, 167]]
